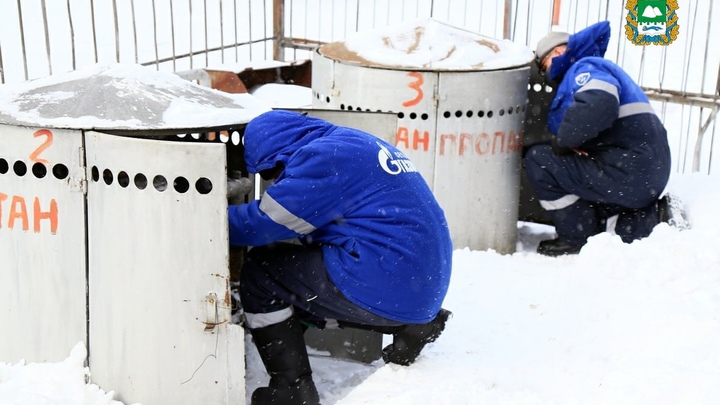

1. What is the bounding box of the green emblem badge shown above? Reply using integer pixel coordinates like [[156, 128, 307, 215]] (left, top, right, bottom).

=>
[[625, 0, 679, 45]]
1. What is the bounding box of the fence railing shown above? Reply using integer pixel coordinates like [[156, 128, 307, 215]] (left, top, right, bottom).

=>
[[1, 0, 717, 174], [0, 0, 275, 82]]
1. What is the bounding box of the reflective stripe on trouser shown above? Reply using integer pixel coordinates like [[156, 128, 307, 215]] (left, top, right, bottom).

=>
[[524, 143, 662, 244], [239, 242, 405, 329], [542, 198, 601, 245]]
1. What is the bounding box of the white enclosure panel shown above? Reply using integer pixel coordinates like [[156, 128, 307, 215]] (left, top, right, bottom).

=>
[[312, 53, 439, 188], [0, 124, 87, 363], [85, 131, 243, 405], [434, 68, 530, 253]]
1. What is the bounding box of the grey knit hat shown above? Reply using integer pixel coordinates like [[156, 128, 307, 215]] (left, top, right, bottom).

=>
[[535, 31, 570, 64]]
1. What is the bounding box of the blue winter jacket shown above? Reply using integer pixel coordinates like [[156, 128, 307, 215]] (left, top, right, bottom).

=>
[[547, 21, 671, 185], [228, 110, 452, 324]]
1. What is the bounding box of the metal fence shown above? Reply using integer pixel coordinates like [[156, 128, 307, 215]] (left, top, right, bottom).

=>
[[1, 0, 718, 174], [0, 0, 275, 81]]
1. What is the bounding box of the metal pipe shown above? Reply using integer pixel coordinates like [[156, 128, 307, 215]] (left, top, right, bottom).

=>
[[131, 0, 139, 63], [90, 0, 98, 63], [41, 0, 52, 75], [66, 0, 76, 70], [16, 0, 29, 80]]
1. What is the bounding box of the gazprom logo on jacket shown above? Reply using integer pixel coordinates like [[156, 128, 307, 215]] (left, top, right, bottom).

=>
[[625, 0, 679, 46], [575, 72, 591, 87], [377, 142, 418, 175]]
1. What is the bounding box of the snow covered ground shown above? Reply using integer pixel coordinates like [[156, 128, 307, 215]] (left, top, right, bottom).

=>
[[2, 171, 719, 405]]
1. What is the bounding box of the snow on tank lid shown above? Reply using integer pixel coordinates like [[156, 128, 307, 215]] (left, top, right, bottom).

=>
[[318, 18, 535, 71]]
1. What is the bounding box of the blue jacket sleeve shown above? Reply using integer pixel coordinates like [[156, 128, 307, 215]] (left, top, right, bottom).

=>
[[228, 200, 302, 246], [227, 143, 344, 247]]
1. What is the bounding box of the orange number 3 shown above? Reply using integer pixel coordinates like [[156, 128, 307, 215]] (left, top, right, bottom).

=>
[[402, 72, 424, 107], [29, 129, 53, 164]]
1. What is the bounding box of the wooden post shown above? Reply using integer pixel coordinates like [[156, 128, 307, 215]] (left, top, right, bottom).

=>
[[503, 0, 512, 39], [552, 0, 562, 26], [273, 0, 284, 61]]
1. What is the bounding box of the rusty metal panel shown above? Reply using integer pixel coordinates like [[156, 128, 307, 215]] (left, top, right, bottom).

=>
[[434, 68, 531, 253], [85, 131, 243, 405], [0, 124, 87, 363], [519, 65, 557, 224], [311, 53, 440, 187]]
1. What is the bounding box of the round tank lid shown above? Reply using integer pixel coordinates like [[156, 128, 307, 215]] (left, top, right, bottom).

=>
[[0, 63, 271, 132], [318, 18, 535, 71]]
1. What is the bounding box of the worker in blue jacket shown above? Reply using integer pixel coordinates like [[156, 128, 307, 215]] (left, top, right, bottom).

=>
[[525, 21, 672, 256], [229, 110, 452, 405]]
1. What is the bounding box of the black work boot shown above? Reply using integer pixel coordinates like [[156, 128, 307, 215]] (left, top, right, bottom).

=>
[[382, 308, 452, 366], [250, 315, 320, 405], [537, 238, 584, 257], [658, 193, 690, 230]]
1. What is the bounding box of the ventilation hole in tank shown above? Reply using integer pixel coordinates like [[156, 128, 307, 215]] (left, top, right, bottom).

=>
[[118, 171, 130, 188], [13, 161, 27, 177], [196, 178, 213, 195], [454, 110, 463, 118], [174, 177, 190, 193], [91, 166, 100, 182], [466, 111, 474, 118], [340, 104, 346, 110], [443, 111, 451, 118], [326, 96, 331, 103], [533, 83, 543, 92], [53, 164, 69, 180], [487, 111, 494, 118], [499, 109, 505, 116], [32, 162, 47, 179], [410, 112, 417, 119], [0, 158, 8, 174], [421, 113, 429, 120], [398, 112, 405, 119], [231, 131, 241, 146], [134, 173, 148, 190], [477, 111, 485, 118], [103, 169, 114, 185], [153, 175, 168, 192]]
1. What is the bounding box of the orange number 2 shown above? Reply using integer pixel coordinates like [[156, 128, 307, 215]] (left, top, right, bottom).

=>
[[402, 72, 424, 107], [29, 129, 53, 164]]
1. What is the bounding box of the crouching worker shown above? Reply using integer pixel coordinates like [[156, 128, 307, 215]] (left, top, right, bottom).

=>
[[229, 110, 453, 405], [525, 21, 673, 256]]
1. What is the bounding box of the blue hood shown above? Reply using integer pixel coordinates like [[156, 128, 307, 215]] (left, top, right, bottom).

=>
[[549, 21, 611, 80], [243, 110, 334, 174]]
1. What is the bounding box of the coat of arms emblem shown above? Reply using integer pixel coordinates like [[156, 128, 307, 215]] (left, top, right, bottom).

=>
[[625, 0, 679, 45]]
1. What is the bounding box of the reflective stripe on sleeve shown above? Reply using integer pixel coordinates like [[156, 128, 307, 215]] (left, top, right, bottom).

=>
[[259, 192, 317, 234], [618, 102, 656, 118], [539, 194, 580, 211]]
